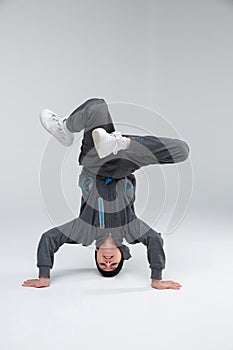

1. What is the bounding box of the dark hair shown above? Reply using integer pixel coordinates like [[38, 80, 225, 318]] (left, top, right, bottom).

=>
[[95, 248, 124, 277]]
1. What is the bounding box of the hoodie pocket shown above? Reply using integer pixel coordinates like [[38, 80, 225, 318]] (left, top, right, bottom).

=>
[[81, 176, 94, 195]]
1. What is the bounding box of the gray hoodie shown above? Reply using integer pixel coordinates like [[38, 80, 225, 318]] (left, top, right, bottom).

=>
[[37, 168, 165, 280]]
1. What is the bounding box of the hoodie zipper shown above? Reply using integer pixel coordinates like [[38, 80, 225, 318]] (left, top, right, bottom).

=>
[[98, 197, 105, 229]]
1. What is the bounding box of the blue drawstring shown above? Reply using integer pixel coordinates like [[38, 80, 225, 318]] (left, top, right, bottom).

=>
[[105, 177, 113, 185], [124, 178, 133, 193]]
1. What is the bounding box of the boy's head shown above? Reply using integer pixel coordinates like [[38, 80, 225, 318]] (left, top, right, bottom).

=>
[[95, 247, 124, 277]]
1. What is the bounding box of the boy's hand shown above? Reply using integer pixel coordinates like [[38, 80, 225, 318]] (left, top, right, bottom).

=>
[[151, 279, 182, 290], [22, 277, 50, 288]]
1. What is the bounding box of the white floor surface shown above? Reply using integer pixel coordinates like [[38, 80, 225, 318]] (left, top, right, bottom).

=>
[[1, 214, 233, 350]]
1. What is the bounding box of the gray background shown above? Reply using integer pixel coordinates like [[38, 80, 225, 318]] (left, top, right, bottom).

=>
[[0, 1, 232, 349]]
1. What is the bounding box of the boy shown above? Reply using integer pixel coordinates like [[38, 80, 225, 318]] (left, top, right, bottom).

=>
[[22, 98, 189, 289]]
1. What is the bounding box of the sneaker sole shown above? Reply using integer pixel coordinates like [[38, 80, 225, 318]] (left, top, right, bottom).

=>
[[92, 129, 109, 159]]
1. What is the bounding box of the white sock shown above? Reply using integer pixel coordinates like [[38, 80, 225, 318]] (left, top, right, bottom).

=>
[[63, 118, 72, 133]]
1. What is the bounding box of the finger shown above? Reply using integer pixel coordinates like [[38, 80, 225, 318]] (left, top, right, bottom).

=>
[[168, 284, 181, 289], [23, 280, 34, 284], [22, 284, 34, 287], [170, 285, 182, 289], [23, 280, 37, 283], [23, 282, 36, 286], [173, 286, 182, 290]]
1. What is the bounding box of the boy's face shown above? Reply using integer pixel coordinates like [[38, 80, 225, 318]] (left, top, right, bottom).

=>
[[96, 247, 122, 271]]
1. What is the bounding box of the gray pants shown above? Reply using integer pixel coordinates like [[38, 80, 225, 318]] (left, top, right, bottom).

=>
[[66, 98, 190, 178]]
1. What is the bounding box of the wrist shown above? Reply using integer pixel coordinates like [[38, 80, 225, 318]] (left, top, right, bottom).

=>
[[151, 268, 162, 280], [39, 266, 51, 279], [151, 279, 162, 284]]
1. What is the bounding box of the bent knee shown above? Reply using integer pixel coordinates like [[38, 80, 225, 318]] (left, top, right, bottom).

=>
[[182, 140, 190, 160], [41, 228, 60, 240], [176, 139, 190, 162]]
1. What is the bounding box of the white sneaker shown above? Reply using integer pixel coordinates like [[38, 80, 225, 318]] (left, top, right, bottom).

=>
[[39, 109, 74, 146], [92, 128, 128, 159]]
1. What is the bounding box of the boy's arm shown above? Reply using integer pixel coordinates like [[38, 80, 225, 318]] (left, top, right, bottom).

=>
[[130, 225, 182, 290], [131, 227, 166, 280], [36, 226, 77, 279], [22, 225, 78, 288]]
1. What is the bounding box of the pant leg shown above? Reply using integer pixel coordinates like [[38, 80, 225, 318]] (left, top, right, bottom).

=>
[[84, 134, 190, 179], [65, 98, 190, 179], [66, 98, 115, 152], [121, 134, 190, 169], [66, 98, 115, 131]]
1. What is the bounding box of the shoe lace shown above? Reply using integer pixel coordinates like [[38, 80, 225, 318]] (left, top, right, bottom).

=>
[[51, 114, 66, 137], [112, 131, 123, 154]]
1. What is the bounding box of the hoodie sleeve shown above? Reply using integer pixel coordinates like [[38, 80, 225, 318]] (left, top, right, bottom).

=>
[[130, 226, 166, 280], [37, 227, 78, 278], [119, 244, 132, 261]]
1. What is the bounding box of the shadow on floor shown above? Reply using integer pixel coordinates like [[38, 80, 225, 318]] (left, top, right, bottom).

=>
[[52, 267, 97, 281], [52, 268, 150, 295]]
